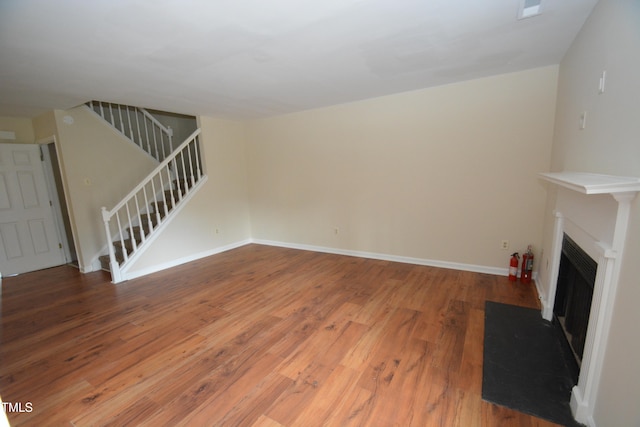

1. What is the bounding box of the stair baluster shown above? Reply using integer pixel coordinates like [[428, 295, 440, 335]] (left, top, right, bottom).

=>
[[86, 101, 174, 163]]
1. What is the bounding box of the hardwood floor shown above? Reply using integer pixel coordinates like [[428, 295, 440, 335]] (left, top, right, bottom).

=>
[[0, 244, 561, 426]]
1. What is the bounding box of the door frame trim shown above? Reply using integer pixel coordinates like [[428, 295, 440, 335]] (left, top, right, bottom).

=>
[[37, 135, 78, 267]]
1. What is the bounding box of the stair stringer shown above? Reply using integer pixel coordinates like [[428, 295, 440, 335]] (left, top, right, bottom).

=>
[[117, 175, 208, 281]]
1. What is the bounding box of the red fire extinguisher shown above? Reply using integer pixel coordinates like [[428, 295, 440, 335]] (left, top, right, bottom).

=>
[[521, 245, 534, 284], [509, 252, 519, 281]]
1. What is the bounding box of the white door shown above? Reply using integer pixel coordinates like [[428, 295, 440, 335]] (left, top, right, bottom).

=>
[[0, 143, 66, 276]]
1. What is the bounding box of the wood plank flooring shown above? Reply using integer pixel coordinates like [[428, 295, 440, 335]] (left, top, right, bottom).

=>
[[0, 244, 561, 426]]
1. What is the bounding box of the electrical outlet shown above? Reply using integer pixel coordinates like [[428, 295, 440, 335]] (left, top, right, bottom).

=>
[[501, 240, 509, 250]]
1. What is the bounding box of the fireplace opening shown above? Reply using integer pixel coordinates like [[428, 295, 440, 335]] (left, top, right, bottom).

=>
[[553, 233, 597, 369]]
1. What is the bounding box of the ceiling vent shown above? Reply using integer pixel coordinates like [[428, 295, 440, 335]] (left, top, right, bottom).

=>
[[518, 0, 543, 19]]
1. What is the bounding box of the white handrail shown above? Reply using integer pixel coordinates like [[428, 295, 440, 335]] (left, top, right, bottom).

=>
[[104, 129, 200, 218], [139, 107, 171, 135]]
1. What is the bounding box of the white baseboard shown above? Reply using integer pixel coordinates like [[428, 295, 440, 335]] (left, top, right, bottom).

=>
[[118, 238, 536, 284], [251, 238, 509, 277], [533, 276, 550, 319], [571, 386, 597, 427], [122, 239, 252, 282], [80, 262, 97, 274]]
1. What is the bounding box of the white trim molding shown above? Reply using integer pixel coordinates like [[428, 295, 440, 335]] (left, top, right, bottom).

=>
[[251, 238, 513, 277], [540, 171, 640, 426], [121, 238, 515, 285], [540, 172, 640, 195], [124, 238, 252, 281]]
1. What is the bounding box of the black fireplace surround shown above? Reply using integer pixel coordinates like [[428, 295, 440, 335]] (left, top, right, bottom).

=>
[[553, 233, 597, 364]]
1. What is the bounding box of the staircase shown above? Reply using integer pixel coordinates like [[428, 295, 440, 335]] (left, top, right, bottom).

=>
[[91, 101, 207, 283], [86, 100, 175, 162]]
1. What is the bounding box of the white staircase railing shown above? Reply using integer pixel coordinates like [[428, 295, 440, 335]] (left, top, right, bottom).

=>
[[101, 129, 205, 283], [87, 100, 174, 162]]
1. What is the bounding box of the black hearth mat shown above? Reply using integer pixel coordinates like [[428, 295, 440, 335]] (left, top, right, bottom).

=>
[[482, 301, 584, 427]]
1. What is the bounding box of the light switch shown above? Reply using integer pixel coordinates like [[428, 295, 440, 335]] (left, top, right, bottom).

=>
[[580, 111, 587, 130], [599, 71, 606, 94]]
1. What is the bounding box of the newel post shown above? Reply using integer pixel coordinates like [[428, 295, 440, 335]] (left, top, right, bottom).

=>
[[101, 206, 122, 283]]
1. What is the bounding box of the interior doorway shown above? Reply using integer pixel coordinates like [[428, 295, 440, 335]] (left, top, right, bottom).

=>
[[40, 138, 78, 267]]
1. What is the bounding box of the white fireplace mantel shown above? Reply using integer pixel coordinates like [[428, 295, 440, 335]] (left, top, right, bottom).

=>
[[539, 171, 640, 426], [540, 171, 640, 195]]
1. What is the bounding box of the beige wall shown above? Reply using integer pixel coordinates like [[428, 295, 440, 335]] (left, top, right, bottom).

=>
[[147, 110, 198, 149], [0, 117, 35, 143], [538, 1, 640, 425], [126, 116, 251, 275], [32, 110, 58, 142], [245, 66, 558, 271], [41, 107, 159, 271]]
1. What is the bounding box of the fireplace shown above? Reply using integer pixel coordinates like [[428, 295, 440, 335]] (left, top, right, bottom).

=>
[[554, 233, 597, 364], [539, 171, 640, 425]]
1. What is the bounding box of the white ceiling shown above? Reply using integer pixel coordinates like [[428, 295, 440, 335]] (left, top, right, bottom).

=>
[[0, 0, 598, 119]]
